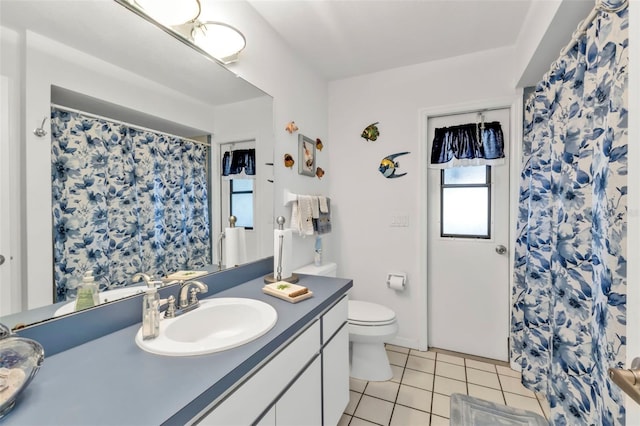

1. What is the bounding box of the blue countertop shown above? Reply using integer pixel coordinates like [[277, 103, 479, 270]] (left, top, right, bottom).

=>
[[4, 274, 352, 425]]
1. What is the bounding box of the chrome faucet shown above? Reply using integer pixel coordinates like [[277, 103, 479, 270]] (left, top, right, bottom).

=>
[[176, 280, 208, 314], [132, 272, 163, 288]]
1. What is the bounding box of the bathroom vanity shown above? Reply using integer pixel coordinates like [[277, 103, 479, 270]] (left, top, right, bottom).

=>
[[3, 261, 352, 425]]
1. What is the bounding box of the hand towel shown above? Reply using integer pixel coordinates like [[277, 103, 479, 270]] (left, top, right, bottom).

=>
[[298, 195, 315, 236], [319, 196, 329, 213], [311, 196, 320, 219], [313, 198, 332, 234], [291, 200, 301, 234]]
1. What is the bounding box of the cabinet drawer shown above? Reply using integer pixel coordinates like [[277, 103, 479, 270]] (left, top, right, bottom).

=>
[[197, 320, 320, 425], [322, 295, 348, 344]]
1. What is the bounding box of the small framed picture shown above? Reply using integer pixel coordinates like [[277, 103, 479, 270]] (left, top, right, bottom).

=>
[[298, 134, 316, 176]]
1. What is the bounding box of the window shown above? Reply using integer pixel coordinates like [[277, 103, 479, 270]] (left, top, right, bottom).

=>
[[440, 166, 491, 238], [230, 179, 254, 229]]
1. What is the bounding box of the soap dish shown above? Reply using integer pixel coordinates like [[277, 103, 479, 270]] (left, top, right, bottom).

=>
[[0, 323, 45, 419], [263, 282, 313, 303]]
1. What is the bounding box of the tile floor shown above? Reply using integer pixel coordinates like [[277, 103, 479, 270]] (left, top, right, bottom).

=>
[[340, 345, 550, 426]]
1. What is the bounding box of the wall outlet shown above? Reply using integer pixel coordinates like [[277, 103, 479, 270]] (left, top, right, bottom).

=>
[[390, 215, 409, 227]]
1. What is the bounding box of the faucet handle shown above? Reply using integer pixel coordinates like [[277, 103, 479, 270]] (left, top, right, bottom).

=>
[[189, 288, 200, 306], [163, 295, 177, 318]]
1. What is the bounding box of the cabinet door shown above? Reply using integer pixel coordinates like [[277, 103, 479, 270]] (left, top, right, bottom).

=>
[[197, 321, 320, 425], [276, 356, 322, 426], [322, 325, 349, 426]]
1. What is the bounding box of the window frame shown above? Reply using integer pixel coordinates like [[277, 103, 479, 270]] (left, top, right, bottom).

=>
[[439, 165, 492, 239]]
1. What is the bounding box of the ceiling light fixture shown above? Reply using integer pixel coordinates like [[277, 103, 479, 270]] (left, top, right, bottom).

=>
[[191, 21, 246, 64], [127, 0, 246, 64], [133, 0, 201, 27]]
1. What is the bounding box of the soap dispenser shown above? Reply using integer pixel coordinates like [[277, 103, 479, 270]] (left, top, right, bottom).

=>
[[75, 270, 100, 311], [142, 284, 160, 340]]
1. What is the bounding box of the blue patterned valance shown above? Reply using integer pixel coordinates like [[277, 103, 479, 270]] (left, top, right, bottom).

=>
[[430, 121, 505, 168], [222, 149, 256, 178]]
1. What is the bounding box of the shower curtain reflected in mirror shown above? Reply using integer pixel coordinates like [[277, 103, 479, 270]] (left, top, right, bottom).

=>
[[511, 4, 628, 424], [51, 108, 211, 302]]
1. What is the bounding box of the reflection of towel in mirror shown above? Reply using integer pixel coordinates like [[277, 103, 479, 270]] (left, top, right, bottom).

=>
[[313, 198, 331, 234]]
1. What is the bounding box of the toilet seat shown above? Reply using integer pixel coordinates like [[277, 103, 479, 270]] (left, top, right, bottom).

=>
[[348, 300, 396, 326]]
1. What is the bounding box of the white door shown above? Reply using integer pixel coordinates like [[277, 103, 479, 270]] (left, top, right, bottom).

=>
[[427, 108, 510, 361], [0, 76, 13, 316]]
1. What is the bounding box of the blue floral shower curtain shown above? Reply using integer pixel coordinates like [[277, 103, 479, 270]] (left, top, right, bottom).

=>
[[51, 109, 210, 301], [511, 4, 627, 425]]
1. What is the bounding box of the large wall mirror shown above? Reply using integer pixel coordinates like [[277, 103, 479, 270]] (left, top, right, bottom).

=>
[[0, 1, 274, 328]]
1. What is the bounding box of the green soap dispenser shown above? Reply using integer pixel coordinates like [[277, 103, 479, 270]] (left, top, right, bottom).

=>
[[75, 270, 100, 311]]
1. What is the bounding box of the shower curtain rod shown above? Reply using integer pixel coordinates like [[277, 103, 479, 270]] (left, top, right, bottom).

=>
[[426, 106, 507, 120], [559, 0, 628, 57], [50, 103, 211, 147], [526, 0, 627, 104]]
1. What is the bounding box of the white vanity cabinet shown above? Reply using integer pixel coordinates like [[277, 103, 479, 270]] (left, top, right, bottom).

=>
[[194, 295, 348, 426]]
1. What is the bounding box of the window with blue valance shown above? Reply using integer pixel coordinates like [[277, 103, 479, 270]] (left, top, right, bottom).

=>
[[222, 148, 256, 178], [430, 121, 505, 168]]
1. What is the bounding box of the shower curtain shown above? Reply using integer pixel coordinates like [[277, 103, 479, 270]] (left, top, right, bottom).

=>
[[51, 108, 210, 301], [511, 3, 627, 424]]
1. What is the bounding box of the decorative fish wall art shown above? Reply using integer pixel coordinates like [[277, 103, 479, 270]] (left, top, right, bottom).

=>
[[316, 167, 325, 179], [284, 153, 295, 168], [379, 152, 410, 178], [316, 138, 323, 151], [361, 122, 380, 142], [285, 121, 299, 134]]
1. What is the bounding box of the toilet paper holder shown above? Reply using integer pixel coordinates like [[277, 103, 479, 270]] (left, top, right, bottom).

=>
[[386, 272, 407, 290]]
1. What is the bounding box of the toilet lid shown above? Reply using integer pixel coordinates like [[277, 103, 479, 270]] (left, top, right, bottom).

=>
[[348, 300, 396, 324]]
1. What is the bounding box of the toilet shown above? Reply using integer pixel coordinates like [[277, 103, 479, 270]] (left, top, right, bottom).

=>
[[294, 262, 399, 382]]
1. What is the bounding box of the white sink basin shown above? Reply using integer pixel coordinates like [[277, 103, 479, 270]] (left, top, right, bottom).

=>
[[54, 285, 146, 317], [135, 298, 278, 356]]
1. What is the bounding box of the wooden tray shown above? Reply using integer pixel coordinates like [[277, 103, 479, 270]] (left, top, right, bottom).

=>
[[262, 284, 313, 303], [165, 270, 208, 280]]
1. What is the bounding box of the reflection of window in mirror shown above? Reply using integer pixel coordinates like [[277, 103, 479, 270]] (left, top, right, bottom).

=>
[[221, 140, 256, 230], [440, 165, 491, 239], [230, 180, 254, 229]]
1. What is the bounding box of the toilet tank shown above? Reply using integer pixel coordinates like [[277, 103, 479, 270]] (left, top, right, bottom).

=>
[[294, 262, 337, 277]]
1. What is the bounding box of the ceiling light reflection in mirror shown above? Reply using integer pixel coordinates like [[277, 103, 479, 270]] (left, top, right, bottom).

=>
[[129, 0, 246, 64]]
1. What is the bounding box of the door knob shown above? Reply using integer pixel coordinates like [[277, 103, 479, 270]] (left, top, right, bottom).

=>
[[495, 245, 507, 255], [0, 254, 5, 265]]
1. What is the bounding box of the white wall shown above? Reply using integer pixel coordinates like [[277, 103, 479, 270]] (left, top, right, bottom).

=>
[[328, 47, 520, 348], [205, 1, 332, 269], [213, 96, 275, 264]]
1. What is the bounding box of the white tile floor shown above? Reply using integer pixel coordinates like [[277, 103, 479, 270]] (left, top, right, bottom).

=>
[[340, 345, 550, 426]]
